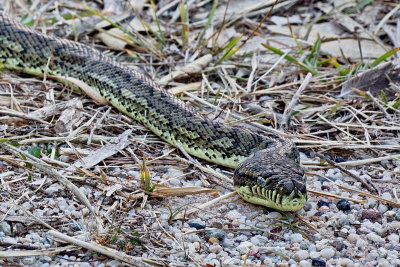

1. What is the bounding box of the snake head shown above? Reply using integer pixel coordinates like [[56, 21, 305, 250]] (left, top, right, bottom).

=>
[[233, 150, 307, 212]]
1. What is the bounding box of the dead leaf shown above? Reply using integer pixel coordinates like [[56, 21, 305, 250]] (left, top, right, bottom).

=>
[[95, 28, 129, 51], [70, 129, 132, 169], [340, 61, 400, 99], [54, 98, 84, 133]]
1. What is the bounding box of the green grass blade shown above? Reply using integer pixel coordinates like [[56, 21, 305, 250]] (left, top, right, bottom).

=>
[[217, 34, 243, 63], [370, 47, 400, 68], [305, 36, 321, 67], [150, 0, 166, 45], [345, 0, 374, 14], [262, 44, 318, 74], [196, 0, 218, 49], [179, 0, 189, 48]]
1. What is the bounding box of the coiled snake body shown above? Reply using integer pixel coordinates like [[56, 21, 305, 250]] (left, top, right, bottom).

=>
[[0, 15, 307, 211]]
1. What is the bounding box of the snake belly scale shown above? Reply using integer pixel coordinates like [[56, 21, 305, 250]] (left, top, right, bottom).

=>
[[0, 15, 307, 211]]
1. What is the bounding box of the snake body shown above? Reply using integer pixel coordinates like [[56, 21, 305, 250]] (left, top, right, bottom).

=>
[[0, 15, 307, 211]]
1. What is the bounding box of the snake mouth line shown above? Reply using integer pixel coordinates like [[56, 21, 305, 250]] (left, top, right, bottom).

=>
[[235, 185, 307, 212]]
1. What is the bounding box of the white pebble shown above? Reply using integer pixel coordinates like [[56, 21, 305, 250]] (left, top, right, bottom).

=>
[[378, 204, 388, 213], [381, 192, 393, 201], [209, 244, 223, 253], [338, 258, 353, 266], [299, 260, 312, 267], [381, 171, 392, 180], [388, 221, 400, 230], [367, 233, 385, 243], [290, 233, 303, 243], [320, 248, 335, 259], [165, 168, 184, 186], [299, 152, 309, 161], [267, 211, 282, 219], [387, 234, 399, 243], [356, 238, 368, 247], [366, 252, 379, 261], [226, 210, 244, 222], [250, 236, 261, 246], [347, 234, 359, 243], [309, 251, 320, 258], [294, 250, 309, 261], [237, 241, 254, 254]]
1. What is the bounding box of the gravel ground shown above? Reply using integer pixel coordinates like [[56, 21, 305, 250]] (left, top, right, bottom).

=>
[[1, 154, 399, 266]]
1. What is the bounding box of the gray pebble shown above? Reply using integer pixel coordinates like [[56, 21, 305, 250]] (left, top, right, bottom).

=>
[[366, 252, 380, 261], [367, 232, 385, 243], [387, 234, 399, 243], [0, 221, 12, 236], [294, 250, 309, 261], [320, 248, 335, 259], [205, 229, 226, 242], [290, 233, 303, 243], [378, 204, 388, 213], [299, 260, 312, 267]]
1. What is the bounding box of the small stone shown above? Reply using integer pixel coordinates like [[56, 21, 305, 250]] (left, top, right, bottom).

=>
[[237, 241, 254, 254], [378, 204, 388, 213], [331, 240, 346, 251], [208, 244, 223, 253], [334, 156, 346, 163], [381, 192, 393, 201], [299, 260, 312, 267], [303, 202, 313, 212], [267, 211, 282, 219], [12, 223, 26, 236], [336, 199, 351, 211], [300, 152, 309, 161], [290, 233, 303, 243], [388, 221, 400, 230], [188, 221, 206, 230], [0, 221, 12, 236], [381, 171, 392, 180], [319, 248, 335, 259], [294, 250, 309, 261], [366, 252, 379, 261], [311, 258, 326, 266], [356, 238, 368, 247], [2, 236, 17, 244], [368, 198, 377, 208], [338, 258, 353, 266], [227, 203, 237, 210], [44, 185, 60, 194], [318, 206, 329, 213], [247, 249, 258, 257], [317, 200, 330, 208], [361, 209, 381, 221], [367, 233, 385, 243], [22, 257, 35, 265], [388, 234, 399, 243], [347, 234, 359, 243], [309, 251, 320, 258], [205, 229, 226, 243]]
